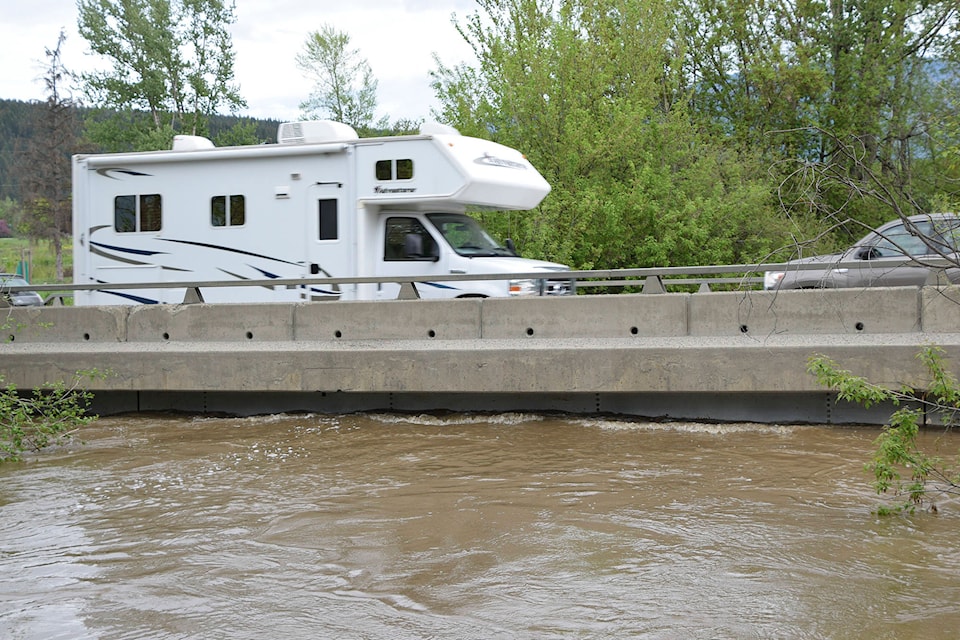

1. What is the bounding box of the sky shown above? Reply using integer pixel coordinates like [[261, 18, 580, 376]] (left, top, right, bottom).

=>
[[0, 0, 477, 123]]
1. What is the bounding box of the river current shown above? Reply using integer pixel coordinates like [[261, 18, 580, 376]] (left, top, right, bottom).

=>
[[1, 412, 959, 639]]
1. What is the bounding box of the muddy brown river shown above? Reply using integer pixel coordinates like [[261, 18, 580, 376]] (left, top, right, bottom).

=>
[[1, 413, 959, 639]]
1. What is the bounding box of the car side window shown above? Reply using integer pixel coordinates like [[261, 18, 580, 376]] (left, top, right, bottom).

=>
[[933, 218, 960, 252], [871, 222, 938, 257]]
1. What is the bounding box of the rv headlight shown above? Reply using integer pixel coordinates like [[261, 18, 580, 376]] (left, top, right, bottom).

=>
[[764, 271, 785, 290], [508, 278, 539, 296]]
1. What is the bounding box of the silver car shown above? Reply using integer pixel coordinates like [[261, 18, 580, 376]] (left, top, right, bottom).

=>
[[0, 273, 44, 306], [765, 214, 960, 290]]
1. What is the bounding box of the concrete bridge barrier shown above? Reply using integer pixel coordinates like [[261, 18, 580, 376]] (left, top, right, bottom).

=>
[[2, 287, 958, 423]]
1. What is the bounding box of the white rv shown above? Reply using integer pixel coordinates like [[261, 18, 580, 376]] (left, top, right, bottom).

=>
[[71, 121, 572, 305]]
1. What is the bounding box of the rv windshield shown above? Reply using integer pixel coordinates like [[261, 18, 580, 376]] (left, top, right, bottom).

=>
[[426, 213, 515, 257]]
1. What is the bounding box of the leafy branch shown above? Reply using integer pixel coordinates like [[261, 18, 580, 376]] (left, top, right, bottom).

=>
[[809, 346, 960, 515], [0, 370, 102, 462]]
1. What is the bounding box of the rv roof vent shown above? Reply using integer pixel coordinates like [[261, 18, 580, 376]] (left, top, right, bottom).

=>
[[420, 122, 460, 136], [172, 135, 215, 151], [278, 120, 359, 144]]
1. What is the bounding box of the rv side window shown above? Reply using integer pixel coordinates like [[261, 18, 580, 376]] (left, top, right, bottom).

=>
[[115, 195, 136, 232], [114, 194, 162, 233], [375, 159, 415, 181], [318, 199, 338, 240], [141, 195, 161, 231], [211, 195, 245, 227]]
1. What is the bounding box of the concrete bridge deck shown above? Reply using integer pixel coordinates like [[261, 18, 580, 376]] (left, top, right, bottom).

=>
[[3, 287, 959, 423]]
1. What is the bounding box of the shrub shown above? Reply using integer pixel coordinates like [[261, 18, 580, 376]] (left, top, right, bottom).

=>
[[0, 372, 97, 462]]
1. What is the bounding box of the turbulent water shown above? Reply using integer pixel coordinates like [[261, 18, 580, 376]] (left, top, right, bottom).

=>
[[2, 413, 959, 639]]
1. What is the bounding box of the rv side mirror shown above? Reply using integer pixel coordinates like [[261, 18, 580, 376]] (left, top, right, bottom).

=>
[[506, 238, 518, 256]]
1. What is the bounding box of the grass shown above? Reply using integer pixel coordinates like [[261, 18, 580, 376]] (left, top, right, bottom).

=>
[[0, 237, 73, 284]]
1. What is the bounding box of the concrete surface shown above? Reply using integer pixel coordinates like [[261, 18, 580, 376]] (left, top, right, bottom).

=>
[[2, 286, 958, 423]]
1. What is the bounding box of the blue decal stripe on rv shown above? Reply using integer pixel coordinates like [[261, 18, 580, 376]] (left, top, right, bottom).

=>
[[90, 241, 166, 256], [96, 168, 153, 179], [162, 239, 301, 266], [251, 267, 282, 279], [89, 245, 151, 267], [96, 289, 159, 304], [218, 268, 275, 290], [417, 281, 457, 290], [89, 244, 190, 271], [222, 267, 340, 295]]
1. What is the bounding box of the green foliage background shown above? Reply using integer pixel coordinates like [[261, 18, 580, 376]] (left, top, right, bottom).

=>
[[432, 0, 960, 268]]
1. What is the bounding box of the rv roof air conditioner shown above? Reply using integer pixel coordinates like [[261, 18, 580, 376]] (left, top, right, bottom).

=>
[[172, 135, 215, 151], [278, 121, 359, 145]]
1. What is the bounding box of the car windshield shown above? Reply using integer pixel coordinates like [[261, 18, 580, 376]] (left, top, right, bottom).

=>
[[426, 213, 514, 257]]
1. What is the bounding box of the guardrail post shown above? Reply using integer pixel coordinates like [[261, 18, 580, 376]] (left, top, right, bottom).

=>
[[182, 287, 205, 304], [642, 276, 665, 294], [398, 282, 420, 300]]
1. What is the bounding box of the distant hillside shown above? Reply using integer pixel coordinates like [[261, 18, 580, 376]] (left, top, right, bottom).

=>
[[0, 98, 283, 201]]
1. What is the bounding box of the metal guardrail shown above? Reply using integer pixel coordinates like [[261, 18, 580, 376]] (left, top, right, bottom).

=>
[[1, 258, 956, 303]]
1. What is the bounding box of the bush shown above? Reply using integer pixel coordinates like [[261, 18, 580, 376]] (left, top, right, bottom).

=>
[[0, 372, 97, 462]]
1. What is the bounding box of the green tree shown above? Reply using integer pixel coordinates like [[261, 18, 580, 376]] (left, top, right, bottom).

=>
[[77, 0, 246, 151], [0, 198, 24, 240], [680, 0, 960, 238], [296, 25, 378, 130], [16, 30, 79, 281], [432, 0, 785, 269]]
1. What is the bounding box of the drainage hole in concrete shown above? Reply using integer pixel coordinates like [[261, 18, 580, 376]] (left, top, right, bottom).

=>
[[630, 326, 639, 335], [246, 331, 254, 340], [855, 322, 864, 331], [83, 333, 90, 341], [162, 332, 170, 340], [428, 329, 436, 338], [526, 327, 535, 336], [739, 324, 749, 333], [335, 330, 342, 338]]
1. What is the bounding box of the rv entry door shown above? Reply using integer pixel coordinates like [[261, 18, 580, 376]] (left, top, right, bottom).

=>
[[305, 184, 349, 301]]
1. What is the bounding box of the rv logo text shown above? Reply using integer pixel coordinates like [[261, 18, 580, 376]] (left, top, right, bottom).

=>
[[474, 154, 526, 170], [374, 186, 417, 194]]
